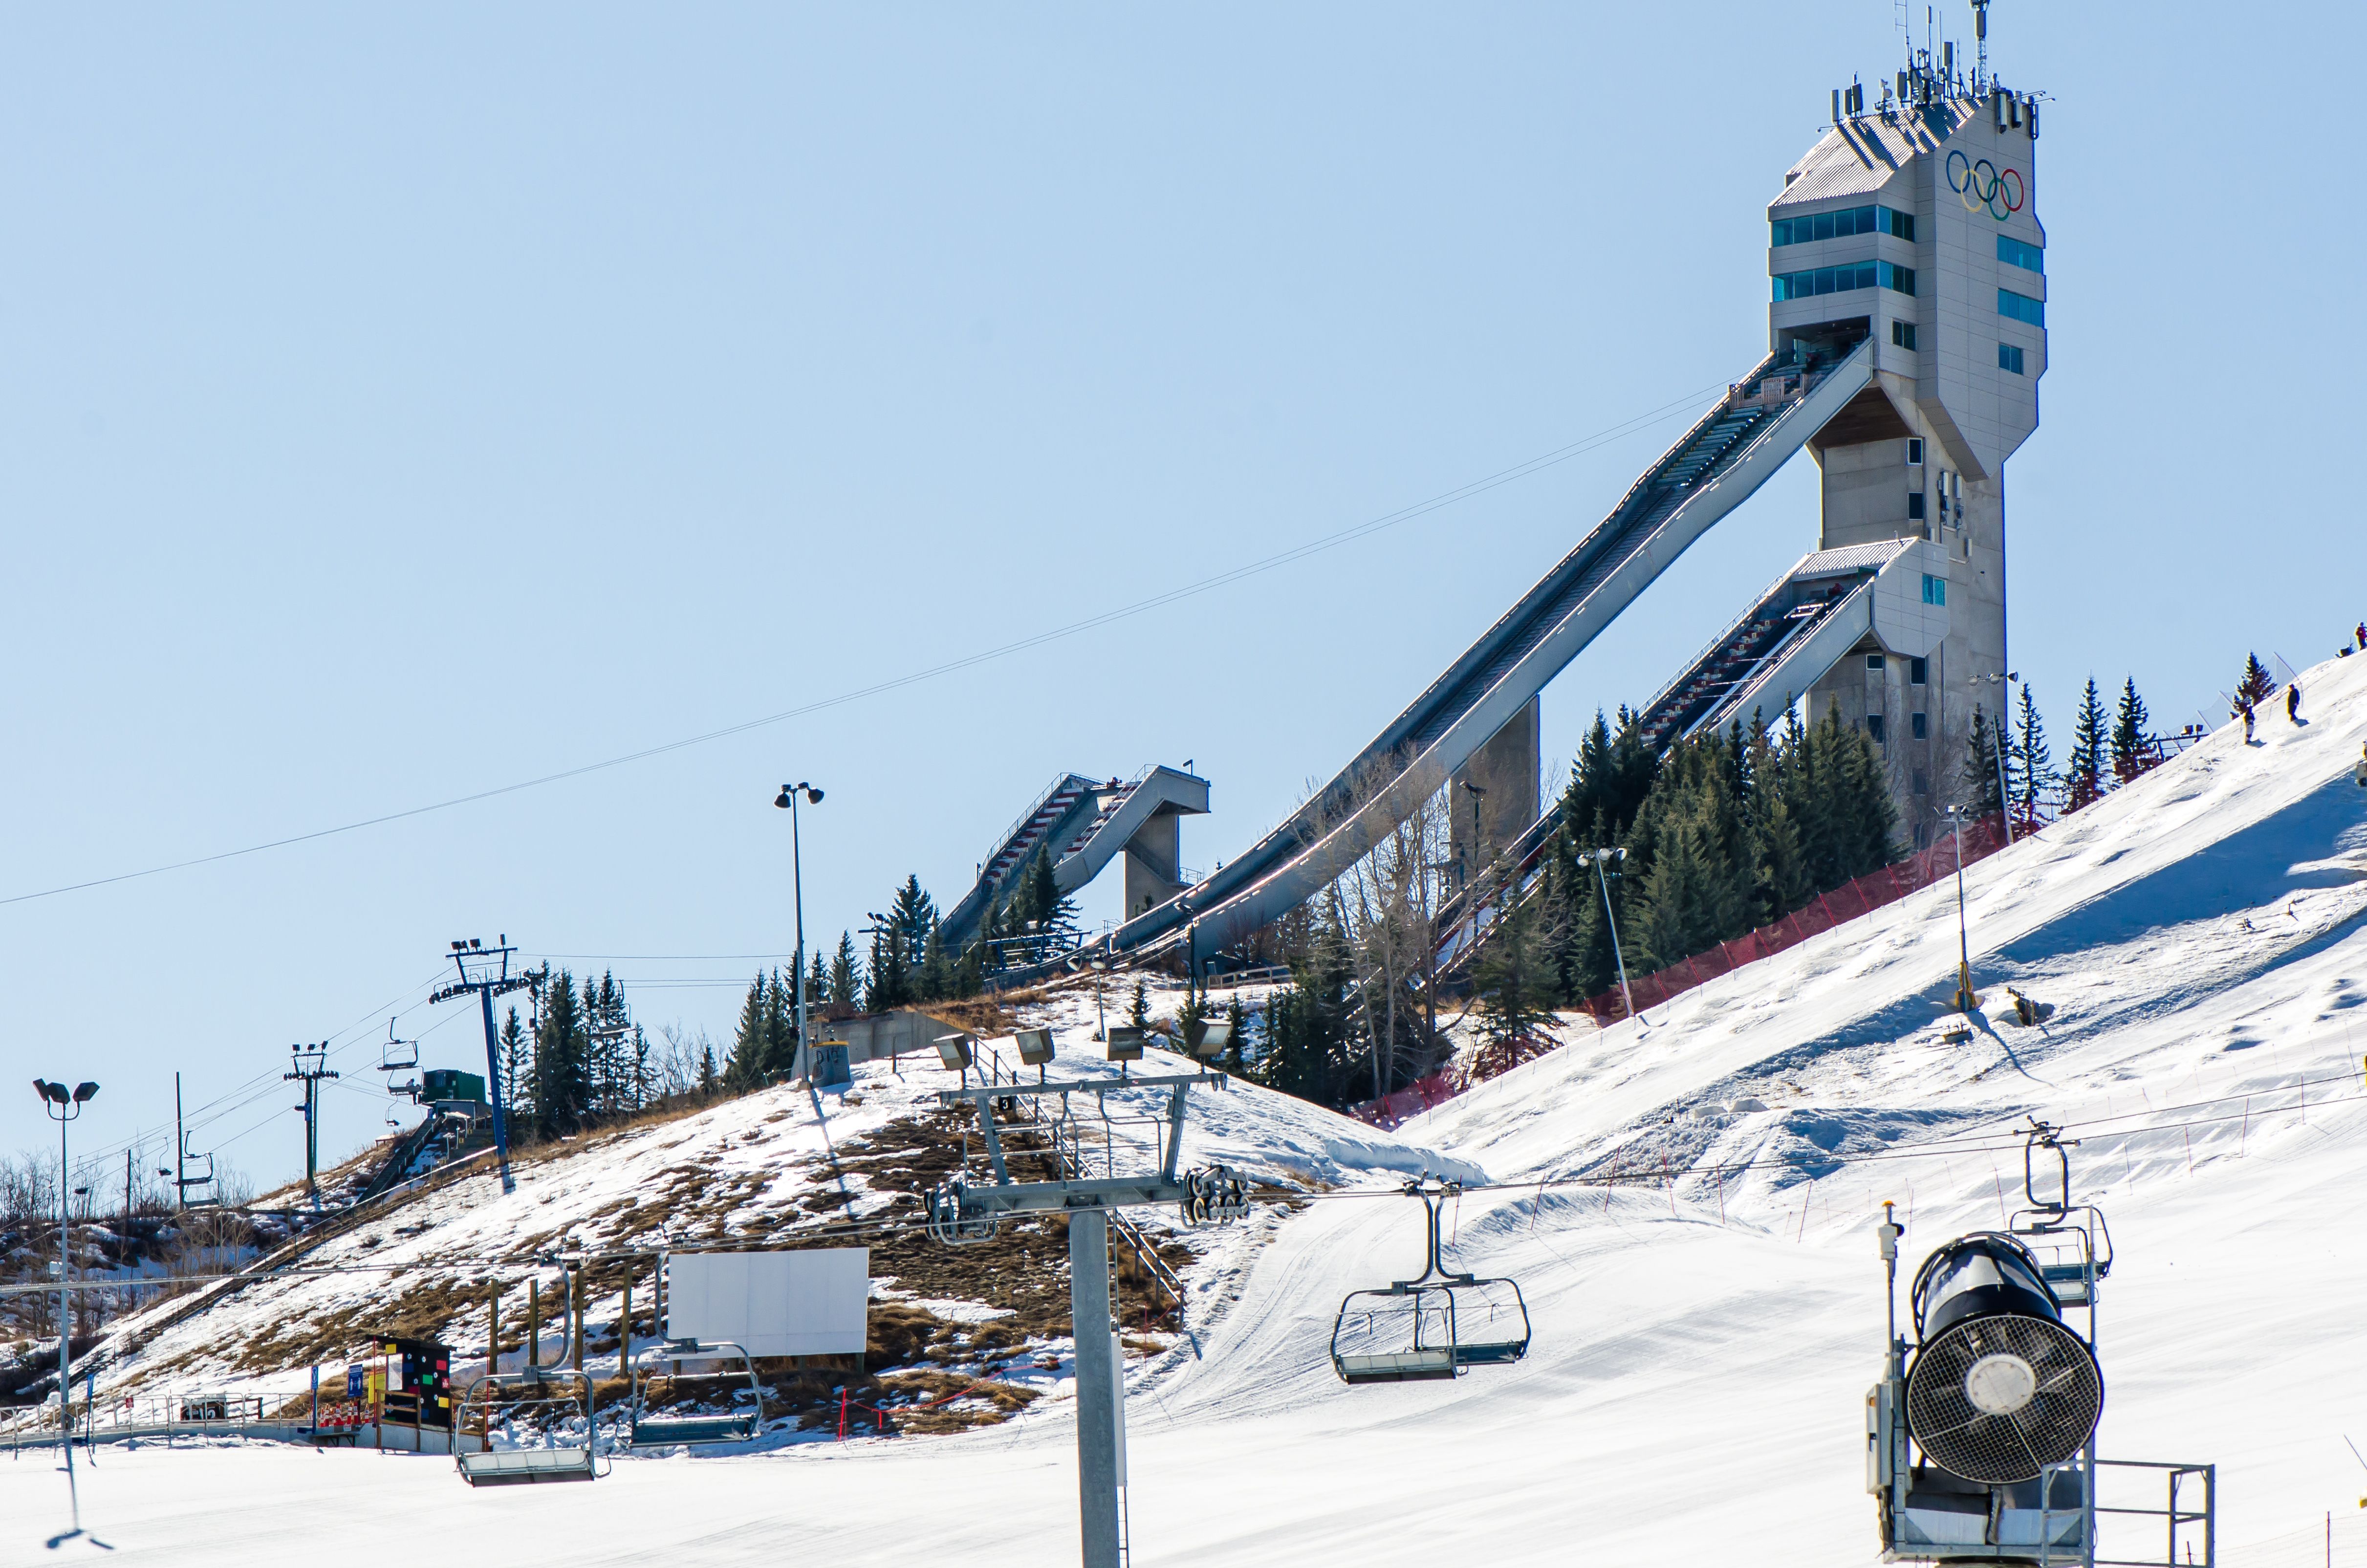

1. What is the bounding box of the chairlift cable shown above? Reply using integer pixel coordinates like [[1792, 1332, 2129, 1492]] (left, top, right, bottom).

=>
[[0, 379, 1732, 913]]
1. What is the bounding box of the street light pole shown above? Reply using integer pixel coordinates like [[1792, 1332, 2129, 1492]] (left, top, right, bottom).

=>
[[1587, 848, 1637, 1022], [1946, 805, 1977, 1013], [776, 783, 825, 1082], [32, 1078, 97, 1534]]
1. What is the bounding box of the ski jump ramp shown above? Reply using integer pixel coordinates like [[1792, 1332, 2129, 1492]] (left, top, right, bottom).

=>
[[1098, 339, 1877, 965]]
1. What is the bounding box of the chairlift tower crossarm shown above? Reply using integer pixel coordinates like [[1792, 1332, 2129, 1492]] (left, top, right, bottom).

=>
[[429, 936, 532, 1195]]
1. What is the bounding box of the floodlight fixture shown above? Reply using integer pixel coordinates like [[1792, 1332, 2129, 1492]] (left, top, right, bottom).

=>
[[934, 1034, 975, 1072], [33, 1080, 66, 1104], [1190, 1021, 1232, 1061], [1105, 1026, 1145, 1063], [1015, 1027, 1055, 1067], [73, 1082, 98, 1103], [775, 782, 824, 808]]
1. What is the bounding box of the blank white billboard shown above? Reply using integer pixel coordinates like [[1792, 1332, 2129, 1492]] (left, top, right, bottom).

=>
[[666, 1247, 869, 1357]]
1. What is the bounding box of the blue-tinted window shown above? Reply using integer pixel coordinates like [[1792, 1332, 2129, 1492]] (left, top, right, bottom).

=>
[[1909, 657, 1928, 685], [1998, 342, 2026, 374], [1867, 714, 1886, 744], [1774, 257, 1914, 301], [1911, 712, 1929, 740], [1891, 319, 1919, 349], [1908, 491, 1927, 520], [1998, 287, 2045, 326], [1771, 204, 1914, 247], [1921, 573, 1946, 606], [1997, 234, 2044, 273]]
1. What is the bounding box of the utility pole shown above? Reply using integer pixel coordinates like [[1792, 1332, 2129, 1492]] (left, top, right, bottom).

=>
[[285, 1042, 339, 1207], [430, 936, 534, 1195]]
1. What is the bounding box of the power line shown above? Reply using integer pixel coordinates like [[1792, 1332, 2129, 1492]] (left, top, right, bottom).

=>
[[0, 379, 1731, 913]]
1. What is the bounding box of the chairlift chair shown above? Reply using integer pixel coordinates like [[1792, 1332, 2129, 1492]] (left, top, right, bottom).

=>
[[1330, 1178, 1531, 1385], [628, 1340, 765, 1448], [455, 1369, 605, 1486]]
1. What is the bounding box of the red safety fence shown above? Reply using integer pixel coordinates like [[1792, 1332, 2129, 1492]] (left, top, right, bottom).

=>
[[1348, 813, 2011, 1128], [1574, 811, 2010, 1024]]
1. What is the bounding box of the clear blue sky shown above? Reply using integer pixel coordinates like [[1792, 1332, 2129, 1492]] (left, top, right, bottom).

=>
[[5, 3, 2359, 1191]]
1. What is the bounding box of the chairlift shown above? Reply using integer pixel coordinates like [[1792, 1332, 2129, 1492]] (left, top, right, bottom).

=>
[[381, 1018, 419, 1075], [2007, 1119, 2113, 1309], [455, 1368, 605, 1486], [1329, 1177, 1531, 1385], [627, 1339, 765, 1448]]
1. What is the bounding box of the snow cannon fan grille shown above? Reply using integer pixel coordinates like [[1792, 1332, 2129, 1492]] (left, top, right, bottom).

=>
[[1904, 1234, 2103, 1484]]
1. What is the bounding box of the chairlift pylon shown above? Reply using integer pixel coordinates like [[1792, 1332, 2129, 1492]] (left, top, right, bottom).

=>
[[1329, 1176, 1531, 1385]]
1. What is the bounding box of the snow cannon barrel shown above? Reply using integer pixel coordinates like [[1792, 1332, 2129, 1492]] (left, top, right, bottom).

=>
[[1904, 1234, 2103, 1484]]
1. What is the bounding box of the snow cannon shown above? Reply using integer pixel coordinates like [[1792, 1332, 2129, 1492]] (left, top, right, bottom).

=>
[[1904, 1234, 2103, 1484]]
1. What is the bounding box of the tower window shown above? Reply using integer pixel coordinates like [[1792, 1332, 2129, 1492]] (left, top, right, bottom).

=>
[[1772, 258, 1914, 301], [1891, 320, 1919, 350], [1997, 234, 2045, 273], [1998, 287, 2045, 326], [1998, 342, 2026, 374], [1908, 492, 1927, 520], [1867, 714, 1886, 744], [1909, 657, 1927, 685], [1911, 712, 1929, 740], [1770, 204, 1915, 246], [1913, 769, 1929, 795], [1921, 573, 1947, 606], [1905, 438, 1924, 466], [1866, 654, 1886, 671]]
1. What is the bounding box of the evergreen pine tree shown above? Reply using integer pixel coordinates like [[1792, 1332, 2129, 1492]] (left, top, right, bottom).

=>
[[1961, 704, 2007, 818], [1832, 712, 1900, 877], [532, 969, 590, 1136], [865, 923, 912, 1013], [829, 932, 861, 1007], [2066, 677, 2108, 811], [807, 951, 827, 1011], [498, 1006, 530, 1115], [2235, 653, 2276, 710], [1127, 980, 1151, 1033], [1221, 994, 1248, 1073], [917, 919, 956, 1002], [728, 972, 772, 1088], [2110, 676, 2152, 783], [2011, 684, 2055, 830], [761, 967, 799, 1080], [697, 1041, 718, 1096], [890, 875, 937, 962], [1474, 878, 1557, 1048]]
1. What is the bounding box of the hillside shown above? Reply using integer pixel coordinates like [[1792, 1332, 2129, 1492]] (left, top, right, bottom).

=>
[[6, 648, 2367, 1566]]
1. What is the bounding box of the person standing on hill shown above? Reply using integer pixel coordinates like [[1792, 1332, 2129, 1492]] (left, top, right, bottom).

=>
[[2355, 620, 2365, 651], [2287, 683, 2302, 722], [2239, 699, 2256, 743]]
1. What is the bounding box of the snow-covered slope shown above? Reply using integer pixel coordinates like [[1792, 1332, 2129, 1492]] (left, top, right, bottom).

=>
[[10, 651, 2367, 1566]]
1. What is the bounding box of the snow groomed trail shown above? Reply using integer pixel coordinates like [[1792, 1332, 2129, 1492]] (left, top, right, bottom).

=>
[[9, 652, 2367, 1566]]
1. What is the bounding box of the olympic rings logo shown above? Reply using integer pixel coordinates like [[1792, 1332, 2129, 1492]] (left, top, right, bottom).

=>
[[1947, 149, 2024, 221]]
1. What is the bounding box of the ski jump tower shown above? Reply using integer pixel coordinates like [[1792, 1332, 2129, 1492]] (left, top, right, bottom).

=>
[[1785, 12, 2044, 840], [1066, 9, 2050, 972]]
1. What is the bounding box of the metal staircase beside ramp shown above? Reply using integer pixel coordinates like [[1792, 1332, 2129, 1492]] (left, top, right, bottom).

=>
[[1103, 338, 1877, 963], [1424, 534, 1937, 983]]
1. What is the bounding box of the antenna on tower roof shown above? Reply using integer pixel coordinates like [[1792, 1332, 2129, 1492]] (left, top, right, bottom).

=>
[[1972, 0, 1991, 96]]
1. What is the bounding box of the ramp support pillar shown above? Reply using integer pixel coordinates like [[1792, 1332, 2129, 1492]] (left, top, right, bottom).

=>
[[1069, 1206, 1122, 1568], [1123, 809, 1188, 920], [1451, 694, 1541, 885]]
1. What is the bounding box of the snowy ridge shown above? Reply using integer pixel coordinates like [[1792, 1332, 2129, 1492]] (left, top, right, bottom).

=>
[[9, 652, 2367, 1564]]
